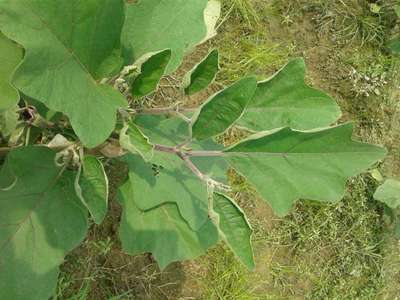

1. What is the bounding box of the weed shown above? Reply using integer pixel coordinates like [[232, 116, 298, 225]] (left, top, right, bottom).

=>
[[220, 0, 260, 27], [200, 245, 259, 300], [262, 175, 385, 299]]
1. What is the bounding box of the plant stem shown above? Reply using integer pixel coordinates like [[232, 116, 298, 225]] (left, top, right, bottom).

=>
[[134, 107, 196, 115], [154, 144, 229, 191], [154, 144, 223, 157], [176, 152, 205, 181]]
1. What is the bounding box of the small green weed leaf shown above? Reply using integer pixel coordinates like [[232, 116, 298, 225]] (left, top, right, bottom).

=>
[[120, 121, 154, 162], [396, 5, 400, 18], [224, 123, 387, 216], [0, 147, 88, 300], [192, 77, 257, 140], [184, 49, 219, 95], [118, 182, 219, 270], [77, 156, 109, 225], [122, 0, 211, 73], [374, 179, 400, 209], [213, 193, 255, 270], [394, 221, 400, 239], [388, 38, 400, 54], [0, 0, 127, 147], [238, 58, 342, 131], [0, 106, 19, 137], [0, 33, 22, 111], [132, 49, 171, 97]]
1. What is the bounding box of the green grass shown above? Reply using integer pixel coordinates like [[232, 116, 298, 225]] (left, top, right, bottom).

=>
[[280, 0, 394, 47], [200, 246, 258, 300], [264, 176, 385, 299], [215, 0, 293, 84]]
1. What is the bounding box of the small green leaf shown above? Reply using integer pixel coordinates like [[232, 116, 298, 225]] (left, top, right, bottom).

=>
[[224, 123, 387, 216], [374, 179, 400, 209], [184, 49, 219, 95], [0, 147, 88, 300], [395, 5, 400, 18], [213, 193, 255, 270], [0, 33, 23, 111], [192, 76, 257, 141], [118, 182, 219, 270], [0, 0, 127, 147], [388, 38, 400, 54], [77, 156, 109, 225], [394, 220, 400, 239], [122, 0, 211, 73], [0, 106, 19, 137], [238, 58, 342, 131], [132, 49, 171, 97], [120, 121, 154, 162]]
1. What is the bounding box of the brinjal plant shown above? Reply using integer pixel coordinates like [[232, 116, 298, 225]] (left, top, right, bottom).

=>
[[0, 1, 387, 299]]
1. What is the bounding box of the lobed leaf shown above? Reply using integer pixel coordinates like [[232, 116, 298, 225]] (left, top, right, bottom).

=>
[[224, 123, 387, 216], [184, 49, 219, 95], [120, 121, 154, 162], [213, 193, 255, 270], [131, 49, 171, 97], [192, 76, 257, 141], [238, 58, 342, 131], [118, 181, 219, 270], [122, 0, 212, 74], [0, 147, 88, 300], [0, 0, 127, 147], [122, 150, 226, 231], [76, 155, 109, 225], [374, 179, 400, 209]]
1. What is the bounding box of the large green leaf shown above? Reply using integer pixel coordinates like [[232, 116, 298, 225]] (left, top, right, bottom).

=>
[[0, 33, 23, 111], [238, 59, 341, 131], [118, 182, 219, 269], [192, 77, 257, 141], [122, 153, 210, 231], [122, 0, 211, 73], [224, 124, 387, 216], [184, 49, 219, 95], [374, 179, 400, 209], [120, 121, 154, 162], [0, 147, 88, 300], [0, 0, 127, 147], [77, 155, 108, 225], [213, 193, 254, 269], [131, 49, 171, 97]]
